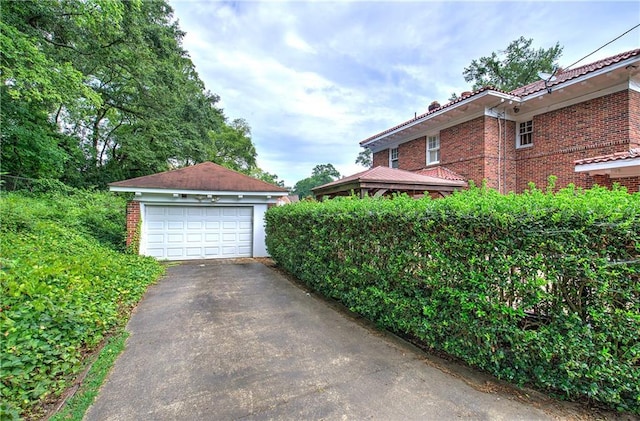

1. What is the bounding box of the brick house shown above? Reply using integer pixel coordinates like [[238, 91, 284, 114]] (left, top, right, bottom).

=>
[[316, 49, 640, 198]]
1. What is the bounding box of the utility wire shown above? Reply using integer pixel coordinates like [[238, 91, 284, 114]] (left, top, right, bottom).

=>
[[565, 23, 640, 70]]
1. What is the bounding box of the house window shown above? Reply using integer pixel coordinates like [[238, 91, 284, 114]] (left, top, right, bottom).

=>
[[517, 120, 533, 148], [390, 147, 399, 168], [427, 135, 440, 164]]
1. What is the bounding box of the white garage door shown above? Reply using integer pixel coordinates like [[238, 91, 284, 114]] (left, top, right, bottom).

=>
[[144, 206, 253, 260]]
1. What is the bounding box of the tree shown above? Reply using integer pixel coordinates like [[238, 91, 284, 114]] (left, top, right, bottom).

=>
[[0, 0, 262, 188], [249, 168, 287, 188], [461, 37, 563, 92], [293, 164, 341, 199], [355, 149, 372, 168], [208, 118, 257, 173]]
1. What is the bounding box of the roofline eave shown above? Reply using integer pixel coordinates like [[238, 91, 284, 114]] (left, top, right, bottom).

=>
[[108, 186, 289, 196], [520, 55, 640, 101], [574, 157, 640, 173], [360, 90, 520, 149]]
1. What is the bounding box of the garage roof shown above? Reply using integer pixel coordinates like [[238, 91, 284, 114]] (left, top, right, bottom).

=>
[[108, 161, 288, 193]]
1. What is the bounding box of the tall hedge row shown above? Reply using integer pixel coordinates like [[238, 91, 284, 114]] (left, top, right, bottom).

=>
[[265, 184, 640, 413]]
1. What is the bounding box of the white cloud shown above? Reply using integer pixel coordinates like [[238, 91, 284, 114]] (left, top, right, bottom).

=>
[[170, 0, 640, 186]]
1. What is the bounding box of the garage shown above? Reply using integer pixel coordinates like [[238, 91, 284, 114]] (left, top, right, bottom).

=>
[[108, 162, 289, 260], [144, 206, 253, 260]]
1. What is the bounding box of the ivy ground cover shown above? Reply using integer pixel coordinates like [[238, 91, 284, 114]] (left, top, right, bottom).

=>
[[0, 188, 164, 419]]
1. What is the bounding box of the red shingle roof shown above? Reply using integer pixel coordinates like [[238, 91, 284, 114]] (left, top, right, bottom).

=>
[[574, 148, 640, 165], [510, 48, 640, 97], [313, 166, 466, 191], [414, 166, 466, 181], [108, 162, 288, 192]]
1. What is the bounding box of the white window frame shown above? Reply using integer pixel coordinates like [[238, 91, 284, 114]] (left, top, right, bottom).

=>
[[517, 120, 533, 148], [390, 147, 399, 168], [426, 135, 440, 165]]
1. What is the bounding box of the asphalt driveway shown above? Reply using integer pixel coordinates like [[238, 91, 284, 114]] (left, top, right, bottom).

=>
[[84, 260, 571, 420]]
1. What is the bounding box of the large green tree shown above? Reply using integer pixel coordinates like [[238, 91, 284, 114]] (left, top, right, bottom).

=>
[[460, 37, 563, 93], [1, 0, 277, 188], [293, 164, 341, 199]]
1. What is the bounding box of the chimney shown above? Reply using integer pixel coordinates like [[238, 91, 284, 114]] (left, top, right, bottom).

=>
[[428, 100, 441, 112]]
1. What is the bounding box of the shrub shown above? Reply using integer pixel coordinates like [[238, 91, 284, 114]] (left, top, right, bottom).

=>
[[0, 190, 163, 418], [265, 185, 640, 413]]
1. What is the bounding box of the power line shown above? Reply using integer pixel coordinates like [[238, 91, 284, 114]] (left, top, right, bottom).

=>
[[565, 23, 640, 70]]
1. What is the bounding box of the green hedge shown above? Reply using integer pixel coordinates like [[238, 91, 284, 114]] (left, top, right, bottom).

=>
[[265, 184, 640, 413], [0, 189, 163, 419]]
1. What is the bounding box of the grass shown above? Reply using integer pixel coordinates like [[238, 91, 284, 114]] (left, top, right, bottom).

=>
[[48, 330, 129, 421]]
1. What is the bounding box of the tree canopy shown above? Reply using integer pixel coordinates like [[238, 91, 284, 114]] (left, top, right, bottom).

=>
[[355, 149, 372, 168], [1, 0, 279, 188], [458, 37, 563, 94], [293, 164, 341, 199]]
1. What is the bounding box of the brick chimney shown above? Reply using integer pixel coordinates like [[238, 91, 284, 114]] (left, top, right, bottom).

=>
[[428, 101, 441, 112]]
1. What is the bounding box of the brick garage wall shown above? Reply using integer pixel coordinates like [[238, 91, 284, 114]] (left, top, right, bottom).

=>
[[398, 136, 426, 171], [440, 116, 487, 187], [126, 200, 141, 248], [373, 149, 388, 167], [515, 90, 632, 192]]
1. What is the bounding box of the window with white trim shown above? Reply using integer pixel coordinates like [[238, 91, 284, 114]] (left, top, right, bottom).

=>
[[427, 135, 440, 164], [390, 147, 399, 168], [517, 120, 533, 148]]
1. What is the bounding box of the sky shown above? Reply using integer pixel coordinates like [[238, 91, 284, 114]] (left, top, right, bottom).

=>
[[168, 0, 640, 187]]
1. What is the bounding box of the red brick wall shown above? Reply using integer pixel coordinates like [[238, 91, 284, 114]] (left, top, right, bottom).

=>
[[398, 136, 426, 171], [440, 116, 486, 187], [373, 150, 388, 167], [588, 174, 640, 192], [515, 90, 632, 192], [630, 89, 640, 148], [126, 201, 141, 248], [483, 117, 517, 193]]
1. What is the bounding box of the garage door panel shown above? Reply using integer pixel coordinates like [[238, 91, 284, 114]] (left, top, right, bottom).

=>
[[187, 233, 202, 242], [205, 208, 221, 216], [147, 207, 165, 216], [238, 245, 252, 254], [167, 233, 183, 243], [168, 221, 184, 230], [222, 208, 237, 217], [205, 233, 219, 242], [147, 221, 164, 230], [222, 233, 237, 242], [186, 247, 202, 256], [204, 247, 220, 256], [166, 248, 185, 258], [147, 234, 165, 244], [144, 205, 252, 260], [187, 221, 202, 229]]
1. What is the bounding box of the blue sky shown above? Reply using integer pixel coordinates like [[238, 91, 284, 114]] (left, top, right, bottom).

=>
[[169, 0, 640, 187]]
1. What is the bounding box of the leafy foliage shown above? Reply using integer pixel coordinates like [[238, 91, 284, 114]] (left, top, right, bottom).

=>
[[293, 164, 341, 199], [1, 0, 280, 188], [355, 149, 372, 168], [265, 184, 640, 413], [461, 36, 563, 92], [0, 189, 164, 419]]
